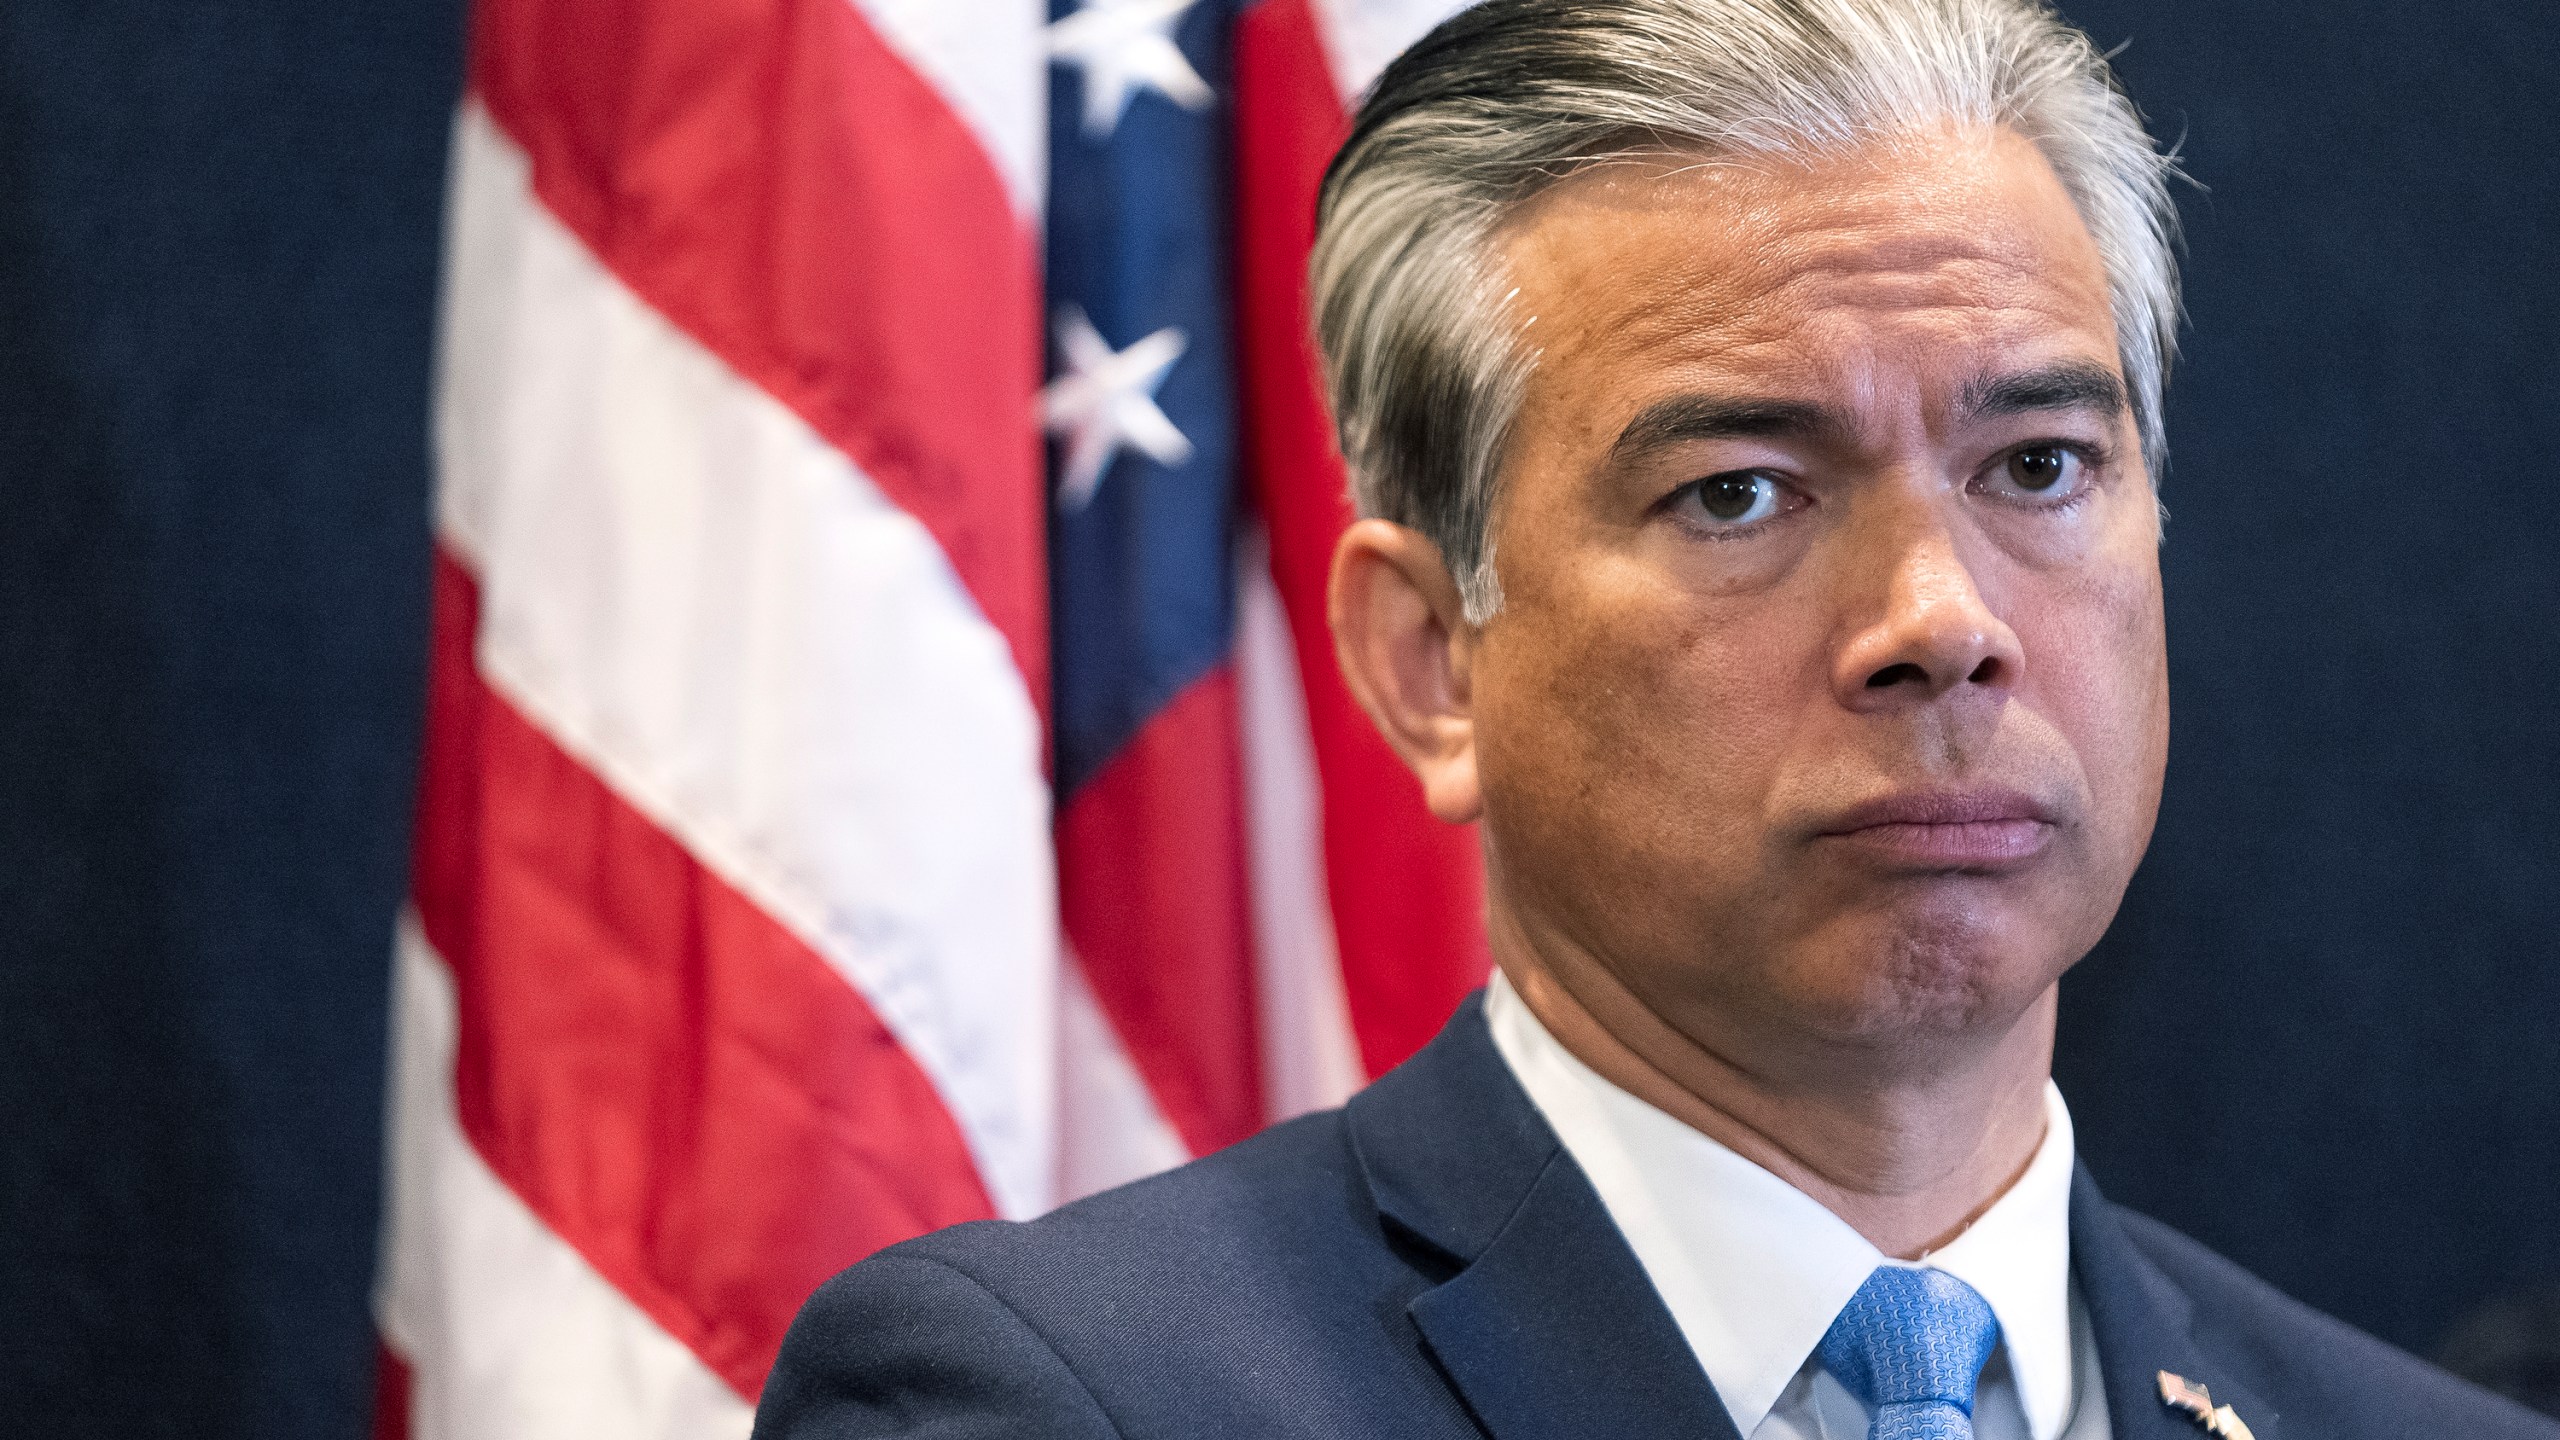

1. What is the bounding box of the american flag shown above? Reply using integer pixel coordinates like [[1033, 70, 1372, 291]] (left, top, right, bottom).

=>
[[373, 0, 1486, 1431]]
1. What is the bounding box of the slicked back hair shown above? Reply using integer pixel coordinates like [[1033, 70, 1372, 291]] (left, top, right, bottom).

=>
[[1311, 0, 2182, 621]]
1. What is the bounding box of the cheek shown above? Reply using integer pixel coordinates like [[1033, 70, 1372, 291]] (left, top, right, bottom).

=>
[[1481, 572, 1807, 881], [2017, 540, 2168, 849]]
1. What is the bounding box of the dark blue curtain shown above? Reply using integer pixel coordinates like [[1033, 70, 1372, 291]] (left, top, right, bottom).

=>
[[0, 1, 461, 1435], [2053, 0, 2560, 1354], [0, 1, 2550, 1435]]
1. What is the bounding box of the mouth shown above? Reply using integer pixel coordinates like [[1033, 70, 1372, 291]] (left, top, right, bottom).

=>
[[1811, 788, 2061, 870]]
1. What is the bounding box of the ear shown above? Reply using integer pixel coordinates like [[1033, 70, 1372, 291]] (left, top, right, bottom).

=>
[[1327, 519, 1483, 824]]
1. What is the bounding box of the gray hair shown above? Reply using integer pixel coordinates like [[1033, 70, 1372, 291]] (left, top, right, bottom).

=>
[[1311, 0, 2182, 622]]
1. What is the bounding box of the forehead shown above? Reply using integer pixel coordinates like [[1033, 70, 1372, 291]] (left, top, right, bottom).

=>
[[1495, 126, 2119, 423]]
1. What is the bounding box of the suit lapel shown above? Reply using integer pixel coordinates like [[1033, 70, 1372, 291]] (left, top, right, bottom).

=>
[[1356, 1002, 2288, 1440], [1408, 1151, 1744, 1439], [2073, 1167, 2280, 1440], [1346, 995, 1739, 1440]]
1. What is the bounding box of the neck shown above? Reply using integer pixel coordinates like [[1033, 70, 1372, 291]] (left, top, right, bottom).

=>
[[1494, 910, 2057, 1260]]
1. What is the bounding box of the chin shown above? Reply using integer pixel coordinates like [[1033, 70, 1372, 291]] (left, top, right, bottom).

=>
[[1789, 906, 2060, 1045]]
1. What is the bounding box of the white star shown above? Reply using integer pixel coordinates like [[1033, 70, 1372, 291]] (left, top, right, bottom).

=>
[[1041, 307, 1193, 511], [1046, 0, 1213, 138]]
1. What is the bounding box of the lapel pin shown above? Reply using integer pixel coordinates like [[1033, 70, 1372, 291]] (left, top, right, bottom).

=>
[[2157, 1370, 2256, 1440]]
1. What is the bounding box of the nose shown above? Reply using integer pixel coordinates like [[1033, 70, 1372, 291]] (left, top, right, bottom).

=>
[[1830, 515, 2023, 712]]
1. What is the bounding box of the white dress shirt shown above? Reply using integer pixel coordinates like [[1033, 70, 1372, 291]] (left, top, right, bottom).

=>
[[1484, 973, 2113, 1440]]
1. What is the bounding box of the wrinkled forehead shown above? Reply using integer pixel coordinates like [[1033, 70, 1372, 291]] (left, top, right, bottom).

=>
[[1494, 126, 2121, 432]]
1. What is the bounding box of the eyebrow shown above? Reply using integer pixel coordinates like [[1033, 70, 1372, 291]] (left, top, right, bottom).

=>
[[1607, 394, 1846, 462], [1956, 361, 2128, 422], [1605, 360, 2130, 466]]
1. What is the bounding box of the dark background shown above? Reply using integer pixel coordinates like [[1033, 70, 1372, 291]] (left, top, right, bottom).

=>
[[1, 0, 2551, 1435], [0, 2, 464, 1435], [2053, 0, 2560, 1357]]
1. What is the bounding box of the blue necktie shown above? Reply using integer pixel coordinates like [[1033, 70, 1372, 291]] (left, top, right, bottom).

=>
[[1817, 1266, 2002, 1440]]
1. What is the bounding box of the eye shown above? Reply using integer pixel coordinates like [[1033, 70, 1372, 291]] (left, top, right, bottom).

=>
[[1674, 469, 1794, 530], [1978, 443, 2094, 503]]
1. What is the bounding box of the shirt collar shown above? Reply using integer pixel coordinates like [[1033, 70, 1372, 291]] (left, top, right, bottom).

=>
[[1922, 1075, 2079, 1440], [1483, 971, 2079, 1440]]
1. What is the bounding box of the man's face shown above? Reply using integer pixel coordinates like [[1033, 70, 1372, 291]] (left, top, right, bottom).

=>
[[1468, 126, 2167, 1063]]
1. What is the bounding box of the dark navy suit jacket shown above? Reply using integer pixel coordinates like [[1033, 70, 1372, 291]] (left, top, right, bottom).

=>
[[755, 996, 2555, 1439]]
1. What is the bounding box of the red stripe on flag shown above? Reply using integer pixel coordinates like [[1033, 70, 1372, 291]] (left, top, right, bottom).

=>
[[1058, 669, 1265, 1154], [468, 0, 1047, 711], [410, 550, 999, 1398], [1234, 0, 1490, 1078], [371, 1339, 411, 1440]]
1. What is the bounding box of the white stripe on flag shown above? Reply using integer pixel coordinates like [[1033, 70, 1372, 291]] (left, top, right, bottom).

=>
[[1308, 0, 1478, 102], [1055, 951, 1194, 1203], [433, 101, 1068, 1221], [1237, 528, 1367, 1119], [848, 0, 1048, 218]]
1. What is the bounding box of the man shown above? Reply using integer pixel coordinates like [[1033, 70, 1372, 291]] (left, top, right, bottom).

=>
[[756, 1, 2559, 1436]]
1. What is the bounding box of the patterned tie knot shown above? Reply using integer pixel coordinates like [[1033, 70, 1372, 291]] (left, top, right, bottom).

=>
[[1818, 1266, 2002, 1440]]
